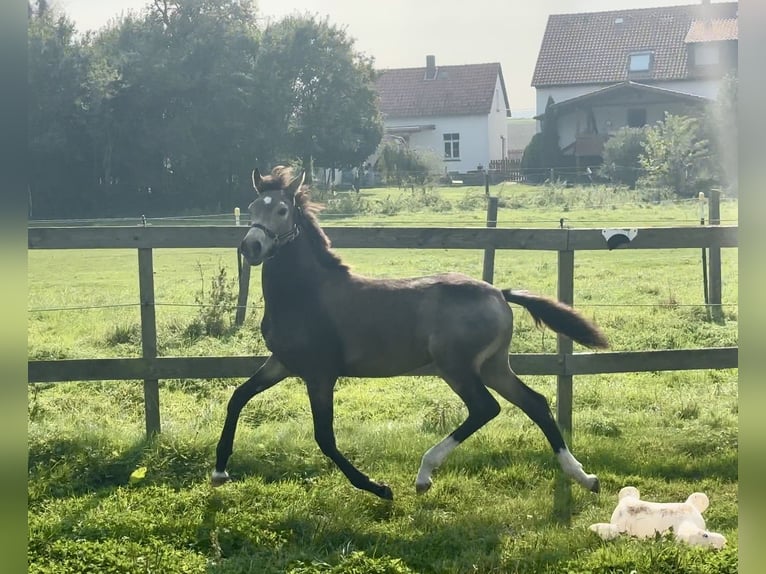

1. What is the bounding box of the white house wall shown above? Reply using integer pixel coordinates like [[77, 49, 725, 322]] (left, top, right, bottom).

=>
[[536, 86, 599, 116], [387, 115, 490, 173], [488, 75, 510, 162], [653, 79, 721, 99]]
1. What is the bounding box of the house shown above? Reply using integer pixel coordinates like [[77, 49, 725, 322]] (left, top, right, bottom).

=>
[[374, 55, 511, 176], [531, 1, 738, 163]]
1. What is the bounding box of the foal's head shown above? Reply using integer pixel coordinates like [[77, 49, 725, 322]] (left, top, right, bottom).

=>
[[240, 166, 304, 265]]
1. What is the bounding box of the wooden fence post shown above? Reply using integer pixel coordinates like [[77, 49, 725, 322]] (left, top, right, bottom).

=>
[[138, 248, 161, 436], [482, 196, 499, 284], [554, 248, 575, 520], [708, 188, 723, 323], [235, 249, 251, 327], [556, 249, 575, 435]]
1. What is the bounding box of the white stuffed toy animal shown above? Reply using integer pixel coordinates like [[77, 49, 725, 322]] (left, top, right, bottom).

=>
[[589, 486, 726, 549]]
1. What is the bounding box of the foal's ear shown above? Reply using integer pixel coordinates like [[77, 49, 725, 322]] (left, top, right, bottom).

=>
[[286, 171, 305, 196], [252, 169, 264, 193]]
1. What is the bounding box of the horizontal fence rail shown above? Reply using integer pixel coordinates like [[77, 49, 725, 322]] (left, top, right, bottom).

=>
[[28, 348, 739, 384], [28, 224, 738, 251]]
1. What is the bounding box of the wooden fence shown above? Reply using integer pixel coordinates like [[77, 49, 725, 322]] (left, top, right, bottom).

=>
[[28, 220, 738, 438]]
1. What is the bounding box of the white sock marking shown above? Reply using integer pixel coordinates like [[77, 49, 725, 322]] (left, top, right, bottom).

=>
[[556, 448, 597, 488], [211, 470, 229, 482], [416, 436, 460, 488]]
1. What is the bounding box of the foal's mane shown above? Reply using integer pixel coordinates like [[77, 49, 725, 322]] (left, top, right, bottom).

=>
[[263, 166, 349, 272]]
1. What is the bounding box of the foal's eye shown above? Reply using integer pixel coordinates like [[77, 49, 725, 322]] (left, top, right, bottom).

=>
[[277, 205, 289, 217]]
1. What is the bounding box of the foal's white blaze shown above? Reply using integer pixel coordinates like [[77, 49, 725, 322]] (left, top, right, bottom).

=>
[[263, 196, 273, 205], [415, 436, 460, 492], [556, 448, 598, 489]]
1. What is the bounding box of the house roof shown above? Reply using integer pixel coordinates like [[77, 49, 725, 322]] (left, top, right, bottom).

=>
[[533, 81, 711, 118], [375, 62, 511, 119], [685, 17, 738, 42], [532, 2, 738, 87]]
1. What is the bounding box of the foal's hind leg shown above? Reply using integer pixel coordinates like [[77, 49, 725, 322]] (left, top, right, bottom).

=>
[[415, 361, 501, 494], [212, 355, 290, 486], [481, 352, 599, 493]]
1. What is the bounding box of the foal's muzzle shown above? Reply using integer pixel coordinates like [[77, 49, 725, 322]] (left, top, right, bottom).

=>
[[240, 225, 273, 266]]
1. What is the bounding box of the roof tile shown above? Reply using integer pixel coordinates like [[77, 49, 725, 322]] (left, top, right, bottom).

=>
[[376, 63, 508, 118], [685, 18, 738, 42], [532, 2, 738, 87]]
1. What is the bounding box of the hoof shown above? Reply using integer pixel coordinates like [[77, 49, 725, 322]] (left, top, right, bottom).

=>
[[588, 475, 600, 494], [211, 470, 230, 487], [415, 478, 432, 494], [374, 482, 394, 500]]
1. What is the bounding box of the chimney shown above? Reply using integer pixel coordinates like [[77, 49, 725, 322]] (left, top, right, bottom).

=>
[[425, 55, 436, 80]]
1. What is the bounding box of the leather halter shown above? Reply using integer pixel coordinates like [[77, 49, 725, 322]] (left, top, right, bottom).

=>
[[250, 222, 300, 246], [247, 203, 301, 260]]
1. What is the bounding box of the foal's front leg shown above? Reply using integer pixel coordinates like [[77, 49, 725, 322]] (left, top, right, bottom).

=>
[[306, 378, 394, 500], [212, 355, 290, 486]]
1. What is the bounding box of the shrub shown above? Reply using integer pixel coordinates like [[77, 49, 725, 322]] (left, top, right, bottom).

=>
[[638, 112, 716, 197], [374, 141, 440, 190], [600, 126, 648, 188], [323, 193, 371, 215]]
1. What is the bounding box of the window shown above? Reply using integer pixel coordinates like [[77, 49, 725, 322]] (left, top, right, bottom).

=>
[[628, 51, 652, 73], [444, 133, 460, 159], [627, 108, 647, 128]]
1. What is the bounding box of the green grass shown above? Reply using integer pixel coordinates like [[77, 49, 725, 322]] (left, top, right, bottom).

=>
[[28, 185, 738, 573]]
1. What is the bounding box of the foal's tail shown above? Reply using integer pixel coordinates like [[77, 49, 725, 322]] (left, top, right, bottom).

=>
[[502, 289, 609, 349]]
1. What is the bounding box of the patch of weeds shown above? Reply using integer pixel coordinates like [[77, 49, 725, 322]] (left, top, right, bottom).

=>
[[28, 344, 71, 360], [675, 427, 737, 457], [420, 398, 466, 434], [287, 550, 417, 574], [560, 538, 737, 574], [455, 191, 487, 211], [660, 285, 679, 309], [323, 194, 371, 215], [399, 188, 452, 212], [376, 195, 401, 216], [161, 377, 228, 400], [105, 322, 142, 346], [675, 402, 701, 420], [186, 262, 238, 339], [29, 536, 206, 574], [585, 419, 622, 437], [28, 384, 45, 421]]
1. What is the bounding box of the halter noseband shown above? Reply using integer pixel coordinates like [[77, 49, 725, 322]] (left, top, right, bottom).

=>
[[250, 222, 300, 245]]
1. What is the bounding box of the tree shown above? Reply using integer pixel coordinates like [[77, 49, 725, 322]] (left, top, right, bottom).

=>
[[87, 0, 265, 214], [28, 7, 93, 217], [521, 96, 562, 183], [258, 15, 383, 179], [638, 112, 714, 197], [600, 127, 648, 188]]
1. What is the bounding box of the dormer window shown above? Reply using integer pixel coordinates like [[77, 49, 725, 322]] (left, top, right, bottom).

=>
[[628, 51, 653, 73]]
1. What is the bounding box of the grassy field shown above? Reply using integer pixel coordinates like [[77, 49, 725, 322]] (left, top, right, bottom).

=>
[[28, 184, 738, 573]]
